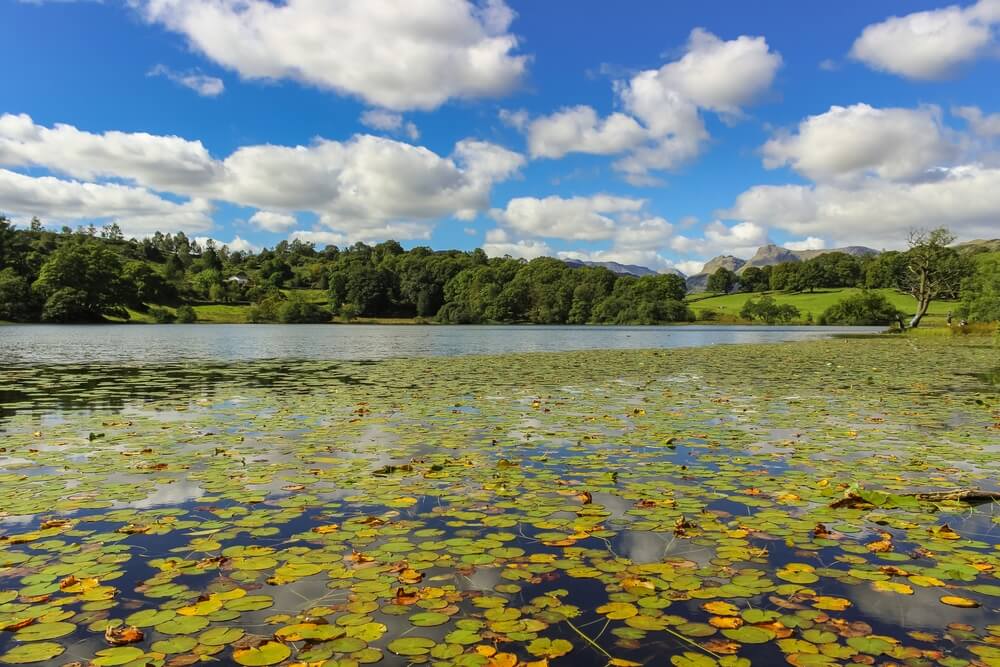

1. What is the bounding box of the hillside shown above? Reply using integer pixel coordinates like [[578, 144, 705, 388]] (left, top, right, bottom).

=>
[[687, 288, 954, 324]]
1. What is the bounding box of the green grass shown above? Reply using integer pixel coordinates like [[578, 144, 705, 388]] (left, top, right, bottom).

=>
[[687, 288, 957, 325]]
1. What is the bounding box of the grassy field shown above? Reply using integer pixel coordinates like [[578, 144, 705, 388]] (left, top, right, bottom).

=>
[[687, 287, 956, 325]]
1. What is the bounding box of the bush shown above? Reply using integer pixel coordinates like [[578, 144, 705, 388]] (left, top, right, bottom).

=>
[[175, 305, 197, 323], [818, 292, 903, 325], [697, 308, 720, 321], [277, 294, 329, 323], [739, 295, 800, 324], [149, 306, 176, 323]]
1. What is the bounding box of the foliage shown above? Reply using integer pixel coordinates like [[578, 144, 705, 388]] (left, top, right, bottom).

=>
[[706, 267, 737, 293], [818, 291, 903, 325], [737, 266, 770, 292], [33, 239, 132, 321], [900, 228, 972, 328], [149, 306, 176, 324], [739, 294, 800, 323], [956, 253, 1000, 323], [175, 305, 197, 323], [277, 293, 329, 323], [0, 268, 37, 321]]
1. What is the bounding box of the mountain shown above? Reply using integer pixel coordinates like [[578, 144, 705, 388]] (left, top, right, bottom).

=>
[[955, 239, 1000, 254], [685, 244, 879, 292], [563, 259, 675, 277]]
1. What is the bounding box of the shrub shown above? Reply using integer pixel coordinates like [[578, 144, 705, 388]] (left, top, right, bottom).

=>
[[149, 306, 176, 323], [697, 308, 720, 321], [277, 294, 329, 323], [175, 305, 197, 323], [739, 295, 799, 324], [818, 292, 903, 326]]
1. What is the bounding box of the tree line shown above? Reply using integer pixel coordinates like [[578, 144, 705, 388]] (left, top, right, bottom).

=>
[[2, 217, 996, 326], [0, 217, 691, 324]]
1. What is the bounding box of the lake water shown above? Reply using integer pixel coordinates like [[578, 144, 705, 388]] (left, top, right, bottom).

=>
[[0, 323, 882, 364]]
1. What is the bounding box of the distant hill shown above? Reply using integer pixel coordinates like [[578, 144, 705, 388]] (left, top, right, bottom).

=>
[[955, 239, 1000, 254], [563, 259, 674, 277], [686, 244, 879, 292]]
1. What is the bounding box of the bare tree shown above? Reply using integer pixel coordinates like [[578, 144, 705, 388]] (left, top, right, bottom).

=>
[[901, 228, 969, 328]]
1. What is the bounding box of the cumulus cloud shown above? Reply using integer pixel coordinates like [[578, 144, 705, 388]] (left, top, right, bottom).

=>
[[522, 28, 780, 180], [0, 168, 213, 236], [481, 228, 552, 259], [248, 210, 297, 233], [850, 0, 1000, 79], [0, 112, 218, 191], [135, 0, 528, 111], [148, 64, 225, 97], [194, 235, 258, 253], [762, 104, 957, 183], [725, 165, 1000, 248], [670, 220, 769, 258], [490, 194, 644, 241], [783, 236, 826, 251], [0, 113, 523, 243], [359, 110, 420, 140], [527, 106, 646, 159], [953, 105, 1000, 137]]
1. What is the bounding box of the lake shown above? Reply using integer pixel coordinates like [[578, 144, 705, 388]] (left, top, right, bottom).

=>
[[2, 334, 996, 667], [0, 323, 883, 364]]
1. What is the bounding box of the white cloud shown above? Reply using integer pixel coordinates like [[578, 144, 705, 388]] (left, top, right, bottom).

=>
[[248, 210, 297, 233], [521, 29, 780, 180], [359, 110, 421, 140], [490, 194, 644, 241], [287, 230, 348, 247], [498, 108, 529, 131], [640, 28, 782, 115], [527, 106, 646, 159], [783, 236, 826, 251], [670, 220, 769, 258], [850, 0, 1000, 80], [0, 168, 213, 236], [725, 165, 1000, 248], [0, 114, 522, 243], [195, 235, 258, 253], [762, 104, 957, 183], [481, 228, 552, 259], [148, 64, 224, 97], [674, 259, 707, 276], [0, 112, 219, 191], [953, 105, 1000, 137], [135, 0, 528, 111]]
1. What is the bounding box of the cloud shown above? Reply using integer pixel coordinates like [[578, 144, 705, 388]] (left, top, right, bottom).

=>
[[0, 168, 213, 236], [0, 113, 523, 243], [135, 0, 528, 111], [490, 194, 644, 241], [762, 104, 957, 183], [953, 105, 1000, 137], [359, 110, 420, 140], [783, 236, 826, 251], [850, 0, 1000, 80], [194, 234, 258, 253], [670, 220, 769, 258], [0, 112, 218, 191], [638, 28, 782, 115], [527, 106, 647, 159], [521, 28, 780, 180], [674, 259, 708, 276], [248, 210, 297, 233], [480, 228, 552, 259], [724, 165, 1000, 248], [148, 64, 224, 97], [498, 108, 529, 131], [291, 222, 433, 246]]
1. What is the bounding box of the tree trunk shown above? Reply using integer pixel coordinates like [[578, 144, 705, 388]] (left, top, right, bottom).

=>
[[909, 297, 930, 328]]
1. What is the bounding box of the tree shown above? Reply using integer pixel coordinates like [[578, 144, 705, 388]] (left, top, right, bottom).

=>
[[901, 228, 970, 328], [957, 254, 1000, 323], [0, 268, 35, 321], [818, 291, 903, 326], [175, 305, 197, 323], [32, 240, 131, 321], [706, 268, 737, 294], [738, 266, 769, 292], [740, 295, 800, 324]]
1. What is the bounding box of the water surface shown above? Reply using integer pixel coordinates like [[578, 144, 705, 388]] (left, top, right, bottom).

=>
[[0, 323, 882, 364]]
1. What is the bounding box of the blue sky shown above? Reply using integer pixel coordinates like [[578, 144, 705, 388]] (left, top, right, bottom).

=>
[[2, 0, 999, 274]]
